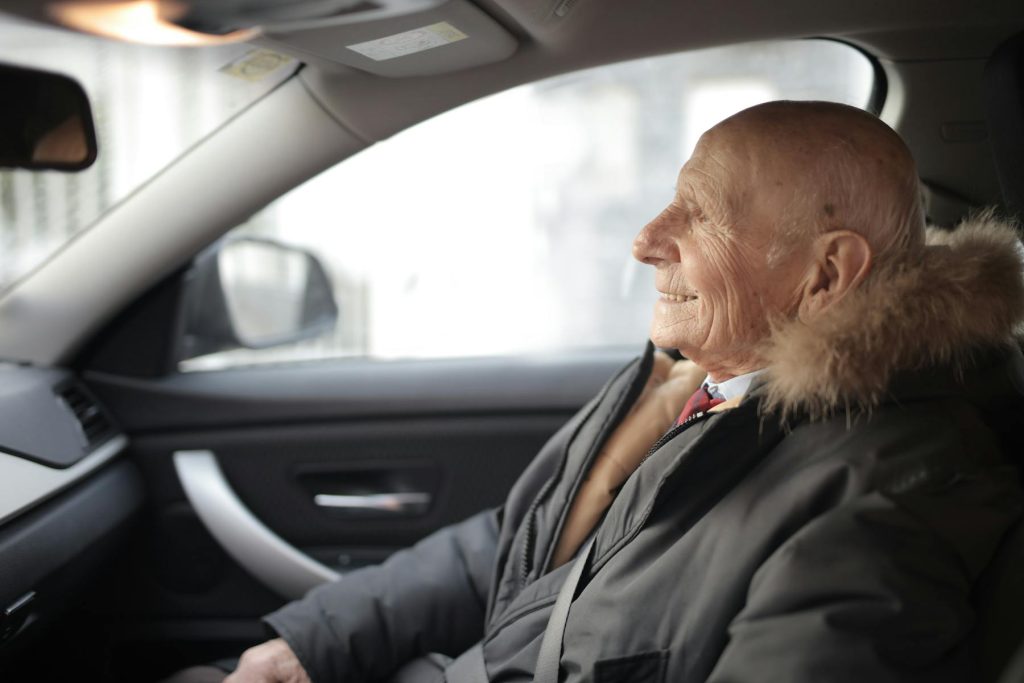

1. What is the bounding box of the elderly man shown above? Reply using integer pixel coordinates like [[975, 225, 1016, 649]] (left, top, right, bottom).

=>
[[204, 101, 1024, 683]]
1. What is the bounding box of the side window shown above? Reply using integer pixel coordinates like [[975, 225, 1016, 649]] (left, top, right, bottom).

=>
[[180, 40, 874, 371]]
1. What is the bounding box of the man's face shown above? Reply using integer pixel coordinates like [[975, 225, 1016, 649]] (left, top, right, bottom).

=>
[[632, 125, 804, 377]]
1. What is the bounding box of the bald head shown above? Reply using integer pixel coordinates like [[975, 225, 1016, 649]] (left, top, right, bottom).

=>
[[633, 100, 926, 378], [713, 101, 925, 261]]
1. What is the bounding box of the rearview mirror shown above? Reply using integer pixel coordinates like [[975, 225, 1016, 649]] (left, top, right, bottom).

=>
[[0, 62, 98, 171], [179, 237, 339, 361]]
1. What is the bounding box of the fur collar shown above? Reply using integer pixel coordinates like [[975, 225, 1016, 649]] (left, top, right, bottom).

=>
[[760, 213, 1024, 419]]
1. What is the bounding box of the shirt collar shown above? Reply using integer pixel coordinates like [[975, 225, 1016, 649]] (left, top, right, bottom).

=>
[[704, 369, 766, 401]]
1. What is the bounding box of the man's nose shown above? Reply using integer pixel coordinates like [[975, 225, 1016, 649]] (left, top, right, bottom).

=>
[[632, 213, 678, 266]]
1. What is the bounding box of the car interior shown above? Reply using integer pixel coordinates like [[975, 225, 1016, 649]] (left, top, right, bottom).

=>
[[0, 0, 1023, 681]]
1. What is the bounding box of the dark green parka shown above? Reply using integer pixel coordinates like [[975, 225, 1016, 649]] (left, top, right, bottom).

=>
[[267, 216, 1024, 682]]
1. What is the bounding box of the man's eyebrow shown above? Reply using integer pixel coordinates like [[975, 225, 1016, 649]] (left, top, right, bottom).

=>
[[675, 176, 699, 200], [684, 174, 732, 224], [678, 176, 711, 204], [673, 175, 687, 196]]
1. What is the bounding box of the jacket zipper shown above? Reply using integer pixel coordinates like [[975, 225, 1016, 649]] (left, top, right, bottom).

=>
[[518, 477, 552, 587], [640, 411, 713, 465], [517, 351, 655, 588], [590, 414, 722, 574]]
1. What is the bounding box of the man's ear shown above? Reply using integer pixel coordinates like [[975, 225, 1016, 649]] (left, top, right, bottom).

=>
[[798, 230, 872, 319]]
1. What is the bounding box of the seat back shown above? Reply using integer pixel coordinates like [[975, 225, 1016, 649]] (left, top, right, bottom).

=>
[[975, 521, 1024, 682]]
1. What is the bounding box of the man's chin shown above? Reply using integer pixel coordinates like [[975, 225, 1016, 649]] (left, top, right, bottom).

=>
[[649, 330, 697, 358]]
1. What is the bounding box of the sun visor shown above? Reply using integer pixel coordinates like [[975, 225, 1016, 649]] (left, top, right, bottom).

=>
[[263, 0, 518, 78]]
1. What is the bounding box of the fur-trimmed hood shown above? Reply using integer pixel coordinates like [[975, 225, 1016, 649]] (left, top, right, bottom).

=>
[[760, 213, 1024, 419]]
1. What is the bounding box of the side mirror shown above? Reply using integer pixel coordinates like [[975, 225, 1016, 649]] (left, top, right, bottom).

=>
[[179, 237, 339, 362], [0, 62, 98, 171]]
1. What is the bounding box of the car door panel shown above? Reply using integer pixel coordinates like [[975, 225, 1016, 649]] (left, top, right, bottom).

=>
[[84, 350, 632, 621]]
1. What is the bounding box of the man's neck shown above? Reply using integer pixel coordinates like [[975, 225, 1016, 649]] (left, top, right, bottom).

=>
[[687, 350, 764, 384], [705, 363, 762, 383]]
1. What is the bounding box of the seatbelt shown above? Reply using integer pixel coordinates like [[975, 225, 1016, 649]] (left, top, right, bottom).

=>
[[444, 536, 596, 683], [533, 536, 597, 683]]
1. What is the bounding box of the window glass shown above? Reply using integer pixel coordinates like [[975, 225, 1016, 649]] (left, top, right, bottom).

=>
[[0, 17, 296, 292], [181, 39, 875, 371]]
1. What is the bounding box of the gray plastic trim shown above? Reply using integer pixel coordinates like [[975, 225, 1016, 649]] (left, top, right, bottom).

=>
[[87, 349, 630, 432], [174, 449, 339, 599], [0, 435, 128, 526]]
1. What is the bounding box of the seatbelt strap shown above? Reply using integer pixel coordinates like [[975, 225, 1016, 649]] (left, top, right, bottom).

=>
[[444, 642, 487, 682], [445, 536, 596, 683], [533, 536, 597, 683]]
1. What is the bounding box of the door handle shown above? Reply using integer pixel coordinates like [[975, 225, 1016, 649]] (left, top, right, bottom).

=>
[[313, 492, 431, 514]]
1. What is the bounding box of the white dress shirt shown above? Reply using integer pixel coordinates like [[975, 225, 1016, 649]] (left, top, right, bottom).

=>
[[704, 369, 766, 401]]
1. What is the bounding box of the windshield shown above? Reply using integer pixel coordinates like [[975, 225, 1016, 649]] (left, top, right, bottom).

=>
[[0, 16, 296, 292]]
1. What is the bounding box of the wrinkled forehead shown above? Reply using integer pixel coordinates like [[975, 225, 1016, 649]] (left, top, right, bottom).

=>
[[674, 124, 763, 212]]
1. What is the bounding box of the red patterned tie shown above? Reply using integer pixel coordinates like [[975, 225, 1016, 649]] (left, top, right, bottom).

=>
[[675, 385, 725, 426]]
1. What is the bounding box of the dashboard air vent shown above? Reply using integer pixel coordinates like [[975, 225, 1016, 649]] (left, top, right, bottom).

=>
[[58, 384, 115, 449]]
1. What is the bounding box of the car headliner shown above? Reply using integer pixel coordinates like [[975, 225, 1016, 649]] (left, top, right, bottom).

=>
[[0, 0, 1020, 367]]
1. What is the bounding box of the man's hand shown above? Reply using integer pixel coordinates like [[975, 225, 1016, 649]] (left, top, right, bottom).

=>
[[224, 638, 312, 683]]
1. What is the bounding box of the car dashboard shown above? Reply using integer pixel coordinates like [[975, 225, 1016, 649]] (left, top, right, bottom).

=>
[[0, 362, 140, 655]]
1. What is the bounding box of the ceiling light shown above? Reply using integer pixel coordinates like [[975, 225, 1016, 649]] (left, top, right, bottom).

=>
[[48, 1, 258, 46]]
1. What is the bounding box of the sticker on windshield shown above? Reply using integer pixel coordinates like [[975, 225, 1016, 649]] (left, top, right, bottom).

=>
[[220, 49, 296, 82], [346, 22, 468, 61]]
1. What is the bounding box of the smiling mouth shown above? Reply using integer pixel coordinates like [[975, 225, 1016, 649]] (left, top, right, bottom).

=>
[[659, 292, 698, 303]]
